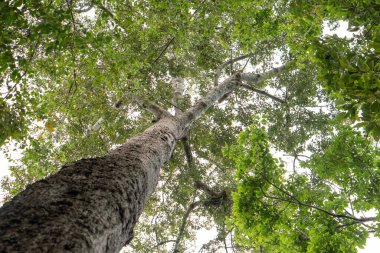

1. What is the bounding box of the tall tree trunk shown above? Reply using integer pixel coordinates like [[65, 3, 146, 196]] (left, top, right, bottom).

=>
[[0, 117, 181, 253], [0, 75, 241, 253]]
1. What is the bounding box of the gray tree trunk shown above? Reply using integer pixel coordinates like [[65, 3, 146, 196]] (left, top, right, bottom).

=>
[[0, 117, 181, 253], [0, 75, 241, 253]]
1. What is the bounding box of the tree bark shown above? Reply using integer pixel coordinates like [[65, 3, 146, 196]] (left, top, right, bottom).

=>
[[0, 117, 182, 253], [0, 75, 241, 253]]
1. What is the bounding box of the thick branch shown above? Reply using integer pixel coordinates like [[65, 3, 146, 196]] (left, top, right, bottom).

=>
[[195, 181, 215, 197], [214, 53, 254, 86], [88, 100, 123, 132], [239, 64, 287, 84], [181, 138, 193, 166], [131, 94, 172, 120], [194, 181, 220, 198], [181, 74, 241, 128], [218, 63, 289, 103], [194, 181, 230, 207], [170, 77, 185, 116], [214, 38, 283, 87]]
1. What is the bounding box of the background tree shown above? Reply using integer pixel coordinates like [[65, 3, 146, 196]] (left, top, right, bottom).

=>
[[0, 0, 379, 252]]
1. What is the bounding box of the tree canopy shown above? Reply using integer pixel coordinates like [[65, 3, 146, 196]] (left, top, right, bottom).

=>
[[1, 0, 379, 252]]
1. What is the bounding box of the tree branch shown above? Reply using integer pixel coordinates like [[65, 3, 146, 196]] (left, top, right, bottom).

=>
[[181, 138, 193, 167], [182, 73, 241, 128], [239, 84, 285, 103], [73, 4, 94, 13], [151, 239, 177, 249], [170, 77, 185, 116], [94, 2, 127, 33], [263, 178, 377, 223], [239, 64, 287, 84], [172, 187, 230, 253], [267, 193, 376, 223], [194, 181, 220, 198], [217, 63, 290, 103], [131, 94, 172, 120], [154, 37, 175, 63], [170, 77, 193, 165], [194, 181, 230, 207], [173, 201, 203, 253], [233, 64, 290, 104], [214, 53, 255, 86]]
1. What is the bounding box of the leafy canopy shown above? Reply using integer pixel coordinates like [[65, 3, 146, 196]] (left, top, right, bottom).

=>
[[1, 0, 379, 252], [226, 120, 379, 252]]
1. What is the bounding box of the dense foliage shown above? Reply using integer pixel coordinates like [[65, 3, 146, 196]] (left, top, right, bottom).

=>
[[1, 0, 379, 252], [227, 121, 379, 252]]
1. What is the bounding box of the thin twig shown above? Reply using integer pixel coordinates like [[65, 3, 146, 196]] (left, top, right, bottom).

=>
[[95, 2, 127, 33], [151, 239, 177, 249], [264, 178, 377, 223], [154, 37, 175, 63], [65, 0, 79, 101], [173, 201, 203, 253], [239, 84, 285, 103]]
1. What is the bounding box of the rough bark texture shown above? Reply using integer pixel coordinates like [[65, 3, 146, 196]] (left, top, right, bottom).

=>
[[0, 118, 181, 253], [0, 70, 243, 253]]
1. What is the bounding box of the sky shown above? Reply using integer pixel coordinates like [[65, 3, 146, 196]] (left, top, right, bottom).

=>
[[0, 20, 379, 252], [0, 151, 11, 202]]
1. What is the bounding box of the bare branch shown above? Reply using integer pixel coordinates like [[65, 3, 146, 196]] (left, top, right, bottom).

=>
[[181, 138, 193, 166], [197, 238, 224, 253], [223, 236, 228, 253], [214, 37, 284, 86], [170, 77, 193, 164], [239, 84, 285, 103], [127, 93, 172, 119], [182, 73, 241, 128], [171, 77, 185, 116], [154, 37, 175, 63], [173, 201, 203, 253], [151, 239, 177, 249], [218, 64, 288, 103], [263, 179, 377, 223], [194, 181, 219, 197], [73, 4, 94, 13], [214, 53, 254, 86], [235, 64, 290, 103], [240, 64, 287, 84]]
